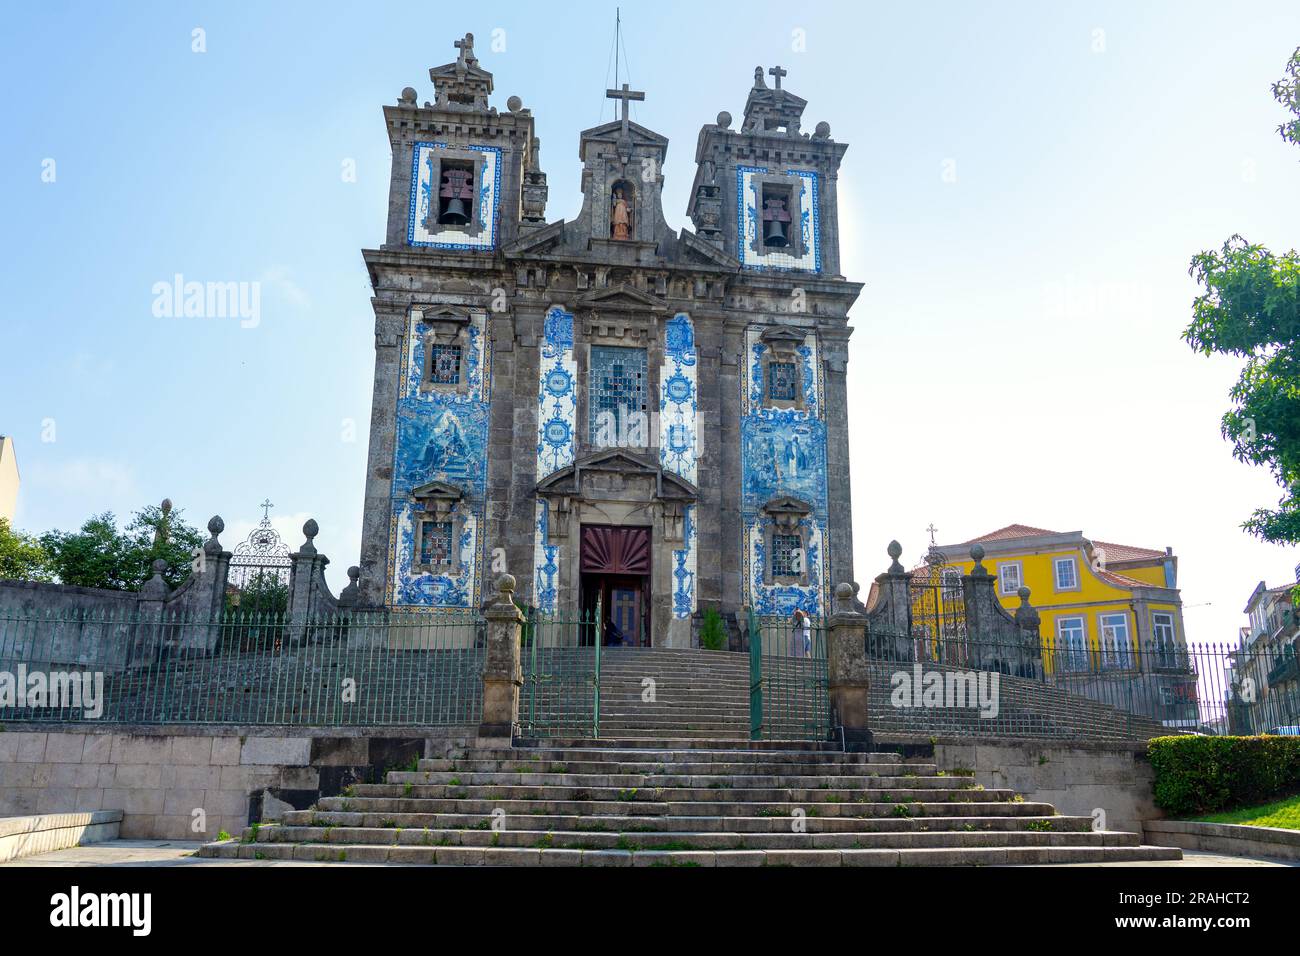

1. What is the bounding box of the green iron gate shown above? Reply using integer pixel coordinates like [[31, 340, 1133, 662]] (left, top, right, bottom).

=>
[[747, 609, 831, 740], [520, 606, 602, 738]]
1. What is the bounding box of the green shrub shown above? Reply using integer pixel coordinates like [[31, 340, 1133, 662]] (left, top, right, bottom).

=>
[[1148, 735, 1300, 816], [699, 608, 726, 651]]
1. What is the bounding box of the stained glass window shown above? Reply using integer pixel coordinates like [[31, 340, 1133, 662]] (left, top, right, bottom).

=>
[[418, 520, 454, 567], [771, 533, 803, 578], [428, 344, 462, 385], [768, 361, 798, 401], [589, 346, 648, 446]]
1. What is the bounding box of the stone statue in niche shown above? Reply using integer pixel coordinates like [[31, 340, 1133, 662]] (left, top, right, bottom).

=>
[[611, 185, 633, 240]]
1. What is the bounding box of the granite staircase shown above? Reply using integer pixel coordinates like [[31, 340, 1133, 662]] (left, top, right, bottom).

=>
[[199, 742, 1182, 866]]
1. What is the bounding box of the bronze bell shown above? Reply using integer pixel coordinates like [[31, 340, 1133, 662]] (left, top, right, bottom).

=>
[[763, 218, 789, 247], [440, 197, 470, 225], [438, 168, 474, 225], [761, 196, 792, 248]]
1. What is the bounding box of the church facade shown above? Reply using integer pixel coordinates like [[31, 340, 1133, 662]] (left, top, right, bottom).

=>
[[358, 34, 862, 646]]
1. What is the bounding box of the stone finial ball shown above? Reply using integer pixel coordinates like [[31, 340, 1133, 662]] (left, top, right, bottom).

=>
[[161, 498, 173, 512], [815, 121, 831, 137], [207, 515, 224, 536], [152, 558, 168, 574], [970, 544, 986, 562], [400, 87, 417, 103], [887, 540, 903, 560], [347, 566, 360, 581], [497, 573, 517, 594], [1018, 586, 1031, 600], [507, 95, 523, 112], [716, 110, 732, 129], [835, 582, 855, 600], [303, 518, 319, 539]]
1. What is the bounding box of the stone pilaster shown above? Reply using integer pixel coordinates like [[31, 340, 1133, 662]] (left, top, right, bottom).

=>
[[287, 519, 330, 644], [867, 541, 912, 659], [827, 582, 872, 748], [479, 574, 525, 743]]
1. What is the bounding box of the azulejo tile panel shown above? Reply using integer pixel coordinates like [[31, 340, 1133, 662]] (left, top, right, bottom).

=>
[[736, 165, 821, 273], [532, 306, 576, 610], [658, 312, 698, 486], [740, 327, 830, 617], [672, 504, 697, 619], [387, 312, 491, 607], [407, 142, 502, 251]]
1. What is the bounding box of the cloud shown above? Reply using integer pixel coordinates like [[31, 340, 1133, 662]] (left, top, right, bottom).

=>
[[26, 458, 137, 500], [259, 265, 311, 310]]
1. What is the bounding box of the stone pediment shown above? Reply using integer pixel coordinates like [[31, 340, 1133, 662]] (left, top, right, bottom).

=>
[[411, 480, 465, 502], [762, 494, 813, 516], [579, 119, 669, 149], [760, 325, 811, 346], [576, 284, 667, 313], [414, 305, 471, 326], [679, 228, 740, 269], [502, 218, 566, 257], [536, 449, 697, 502]]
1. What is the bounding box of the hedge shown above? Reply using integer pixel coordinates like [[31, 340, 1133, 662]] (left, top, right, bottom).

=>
[[1148, 735, 1300, 816]]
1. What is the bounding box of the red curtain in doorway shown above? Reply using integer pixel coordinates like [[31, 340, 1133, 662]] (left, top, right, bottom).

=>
[[580, 525, 651, 575]]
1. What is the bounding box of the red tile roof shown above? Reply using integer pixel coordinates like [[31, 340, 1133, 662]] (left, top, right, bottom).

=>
[[1091, 539, 1165, 563], [967, 524, 1059, 542]]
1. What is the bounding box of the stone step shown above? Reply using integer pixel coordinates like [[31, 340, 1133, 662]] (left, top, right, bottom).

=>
[[434, 746, 903, 763], [325, 784, 1013, 805], [412, 760, 921, 777], [200, 840, 1181, 866], [284, 798, 1054, 823], [261, 810, 1096, 835], [244, 825, 1142, 851], [354, 772, 972, 790]]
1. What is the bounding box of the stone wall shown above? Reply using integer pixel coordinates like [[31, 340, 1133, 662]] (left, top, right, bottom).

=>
[[893, 737, 1161, 836], [0, 725, 472, 840]]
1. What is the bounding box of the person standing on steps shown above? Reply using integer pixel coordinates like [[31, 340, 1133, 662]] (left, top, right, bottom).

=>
[[790, 607, 811, 658]]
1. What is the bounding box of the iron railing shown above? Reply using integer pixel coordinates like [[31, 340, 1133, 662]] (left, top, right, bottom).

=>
[[864, 621, 1300, 737], [747, 611, 831, 741], [520, 608, 602, 738], [0, 607, 485, 726]]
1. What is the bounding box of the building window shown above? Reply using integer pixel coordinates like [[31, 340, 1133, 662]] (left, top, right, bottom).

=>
[[768, 361, 799, 401], [1153, 612, 1177, 667], [1056, 616, 1088, 672], [418, 520, 454, 569], [589, 346, 648, 447], [771, 533, 803, 578], [1054, 557, 1079, 591], [999, 561, 1022, 596], [1099, 613, 1132, 669], [428, 344, 462, 385]]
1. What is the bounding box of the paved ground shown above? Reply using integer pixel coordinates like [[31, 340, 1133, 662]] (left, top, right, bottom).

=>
[[1, 840, 1295, 867]]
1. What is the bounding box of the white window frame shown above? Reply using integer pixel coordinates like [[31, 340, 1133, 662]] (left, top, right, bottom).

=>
[[1053, 557, 1079, 592], [1098, 612, 1132, 669], [1152, 611, 1177, 667], [998, 561, 1023, 596], [1056, 616, 1088, 672]]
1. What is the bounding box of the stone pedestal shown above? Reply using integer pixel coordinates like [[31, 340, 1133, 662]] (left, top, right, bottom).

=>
[[478, 574, 525, 744], [827, 582, 872, 749]]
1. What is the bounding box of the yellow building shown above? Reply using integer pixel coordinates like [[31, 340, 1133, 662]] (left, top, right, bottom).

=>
[[0, 436, 18, 523], [925, 524, 1186, 674]]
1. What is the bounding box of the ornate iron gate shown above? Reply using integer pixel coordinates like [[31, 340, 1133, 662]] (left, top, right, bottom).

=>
[[909, 556, 968, 666]]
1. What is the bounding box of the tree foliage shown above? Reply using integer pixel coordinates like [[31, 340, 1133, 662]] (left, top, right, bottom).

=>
[[0, 517, 54, 582], [1184, 48, 1300, 543], [40, 504, 204, 592]]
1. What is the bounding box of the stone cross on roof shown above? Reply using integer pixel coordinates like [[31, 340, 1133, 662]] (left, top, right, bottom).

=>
[[454, 32, 477, 68], [605, 82, 646, 137], [768, 65, 787, 90]]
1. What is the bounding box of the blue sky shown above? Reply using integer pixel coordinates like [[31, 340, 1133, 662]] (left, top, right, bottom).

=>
[[2, 1, 1299, 647]]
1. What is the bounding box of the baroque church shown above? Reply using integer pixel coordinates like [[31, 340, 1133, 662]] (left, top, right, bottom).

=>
[[358, 33, 862, 647]]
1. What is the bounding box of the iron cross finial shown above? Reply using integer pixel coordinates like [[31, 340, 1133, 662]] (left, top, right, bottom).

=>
[[926, 522, 938, 547], [768, 65, 788, 90], [260, 499, 275, 521], [605, 82, 646, 137]]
